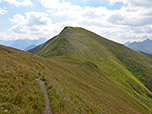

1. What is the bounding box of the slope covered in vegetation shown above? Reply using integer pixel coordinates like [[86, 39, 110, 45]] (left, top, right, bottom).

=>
[[1, 27, 152, 114], [30, 27, 152, 113], [30, 27, 152, 92]]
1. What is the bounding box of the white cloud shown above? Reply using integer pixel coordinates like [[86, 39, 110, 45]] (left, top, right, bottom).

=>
[[0, 8, 6, 15], [4, 0, 33, 7], [109, 0, 124, 5], [1, 12, 52, 40], [9, 14, 25, 23], [1, 0, 152, 43], [39, 0, 72, 10], [108, 12, 152, 27], [38, 0, 152, 43], [128, 0, 152, 7], [109, 0, 152, 7]]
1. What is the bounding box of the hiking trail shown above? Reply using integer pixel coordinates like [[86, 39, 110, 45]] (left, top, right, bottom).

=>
[[36, 72, 52, 114]]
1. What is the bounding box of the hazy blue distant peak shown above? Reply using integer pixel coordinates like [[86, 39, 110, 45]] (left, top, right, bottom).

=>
[[0, 40, 13, 46], [144, 39, 151, 41], [24, 44, 36, 51], [0, 38, 47, 50], [126, 39, 152, 54], [124, 41, 131, 46], [32, 38, 47, 45], [10, 38, 47, 50]]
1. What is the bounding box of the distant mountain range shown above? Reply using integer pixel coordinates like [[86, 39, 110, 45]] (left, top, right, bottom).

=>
[[0, 40, 13, 46], [125, 39, 152, 54], [24, 44, 36, 51], [0, 38, 46, 50]]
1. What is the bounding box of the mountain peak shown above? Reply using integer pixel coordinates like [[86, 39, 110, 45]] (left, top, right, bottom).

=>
[[29, 27, 107, 57], [127, 38, 152, 54], [61, 26, 76, 33], [29, 26, 152, 99], [144, 38, 151, 42], [145, 38, 151, 41], [64, 26, 73, 29]]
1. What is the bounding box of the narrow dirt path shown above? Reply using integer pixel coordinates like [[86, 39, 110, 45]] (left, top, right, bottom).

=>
[[36, 76, 52, 114]]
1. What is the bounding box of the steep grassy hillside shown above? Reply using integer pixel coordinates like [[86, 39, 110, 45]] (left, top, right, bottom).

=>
[[1, 26, 152, 114], [1, 45, 152, 114], [30, 27, 152, 92], [2, 44, 152, 114], [0, 45, 45, 114], [29, 27, 152, 113]]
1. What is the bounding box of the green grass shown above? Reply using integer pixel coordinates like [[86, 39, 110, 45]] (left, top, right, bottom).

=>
[[0, 46, 45, 114], [30, 26, 152, 92], [1, 26, 152, 114], [29, 26, 152, 113]]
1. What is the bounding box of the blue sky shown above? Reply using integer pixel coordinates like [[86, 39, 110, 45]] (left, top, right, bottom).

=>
[[0, 0, 152, 43]]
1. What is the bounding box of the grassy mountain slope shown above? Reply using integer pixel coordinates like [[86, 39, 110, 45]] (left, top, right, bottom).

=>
[[29, 27, 152, 113], [1, 26, 152, 114], [0, 45, 45, 114], [30, 27, 152, 92], [1, 45, 152, 114]]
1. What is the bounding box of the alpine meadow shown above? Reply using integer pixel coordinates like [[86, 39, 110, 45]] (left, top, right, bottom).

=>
[[0, 27, 152, 114]]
